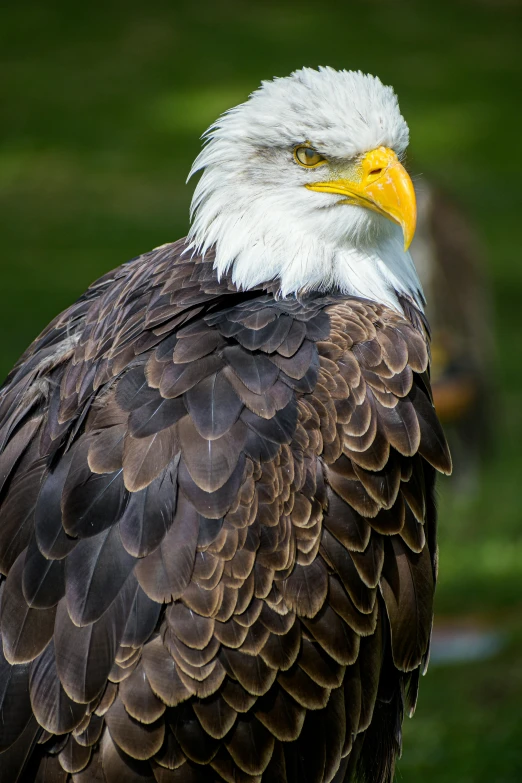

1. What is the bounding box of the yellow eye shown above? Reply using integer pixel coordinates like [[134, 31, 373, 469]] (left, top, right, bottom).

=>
[[294, 145, 326, 168]]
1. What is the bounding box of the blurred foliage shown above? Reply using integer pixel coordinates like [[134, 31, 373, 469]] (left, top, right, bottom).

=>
[[0, 0, 521, 779], [401, 623, 522, 783]]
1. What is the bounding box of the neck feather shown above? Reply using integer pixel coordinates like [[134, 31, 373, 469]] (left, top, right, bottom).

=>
[[188, 174, 425, 314]]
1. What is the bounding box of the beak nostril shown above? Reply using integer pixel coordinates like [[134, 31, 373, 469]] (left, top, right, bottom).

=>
[[369, 168, 383, 176]]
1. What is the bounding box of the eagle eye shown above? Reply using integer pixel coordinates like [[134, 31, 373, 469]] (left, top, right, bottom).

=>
[[294, 145, 326, 168]]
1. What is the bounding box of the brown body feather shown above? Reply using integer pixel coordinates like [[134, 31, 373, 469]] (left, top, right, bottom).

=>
[[0, 240, 450, 783]]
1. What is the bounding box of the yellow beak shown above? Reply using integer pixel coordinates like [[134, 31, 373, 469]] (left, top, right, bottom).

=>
[[305, 146, 417, 251]]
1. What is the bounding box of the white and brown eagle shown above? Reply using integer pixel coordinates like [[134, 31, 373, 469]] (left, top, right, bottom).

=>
[[0, 67, 451, 783]]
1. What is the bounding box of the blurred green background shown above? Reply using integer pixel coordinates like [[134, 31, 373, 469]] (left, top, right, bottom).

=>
[[1, 0, 521, 780]]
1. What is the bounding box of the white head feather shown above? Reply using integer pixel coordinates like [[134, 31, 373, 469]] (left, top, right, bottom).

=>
[[187, 66, 424, 312]]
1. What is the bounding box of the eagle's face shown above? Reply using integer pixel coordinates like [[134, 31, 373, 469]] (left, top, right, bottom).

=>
[[298, 144, 415, 251], [188, 67, 422, 310]]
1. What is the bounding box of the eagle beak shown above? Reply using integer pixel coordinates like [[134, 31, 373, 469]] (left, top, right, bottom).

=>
[[305, 146, 417, 251]]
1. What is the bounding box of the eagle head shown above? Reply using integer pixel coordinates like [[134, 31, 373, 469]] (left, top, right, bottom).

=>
[[188, 66, 423, 311]]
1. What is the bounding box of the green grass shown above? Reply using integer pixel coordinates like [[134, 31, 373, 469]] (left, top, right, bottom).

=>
[[401, 623, 522, 783], [1, 0, 521, 779]]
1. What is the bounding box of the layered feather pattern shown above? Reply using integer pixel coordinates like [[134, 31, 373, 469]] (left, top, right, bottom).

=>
[[0, 240, 450, 782]]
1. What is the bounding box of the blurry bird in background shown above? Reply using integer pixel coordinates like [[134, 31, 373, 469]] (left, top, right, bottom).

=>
[[411, 185, 493, 493], [0, 68, 452, 783]]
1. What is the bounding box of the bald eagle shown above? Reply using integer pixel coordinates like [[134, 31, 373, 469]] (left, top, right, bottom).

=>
[[0, 67, 451, 783]]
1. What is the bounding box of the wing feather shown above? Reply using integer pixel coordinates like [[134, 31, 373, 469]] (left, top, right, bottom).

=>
[[0, 240, 450, 782]]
